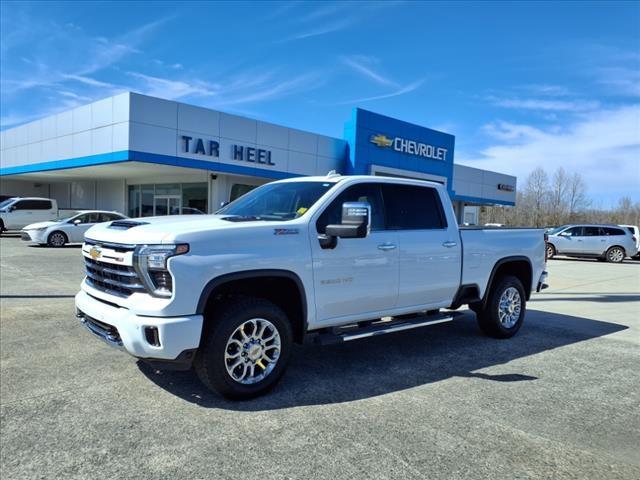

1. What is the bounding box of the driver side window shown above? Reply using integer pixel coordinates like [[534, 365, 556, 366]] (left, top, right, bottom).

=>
[[316, 183, 385, 234], [563, 227, 583, 237]]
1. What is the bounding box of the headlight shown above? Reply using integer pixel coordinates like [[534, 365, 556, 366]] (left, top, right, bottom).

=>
[[28, 227, 48, 232], [134, 244, 189, 297]]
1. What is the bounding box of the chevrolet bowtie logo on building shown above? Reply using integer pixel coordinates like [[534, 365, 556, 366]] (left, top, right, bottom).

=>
[[370, 133, 448, 161], [89, 246, 102, 260], [370, 134, 394, 148]]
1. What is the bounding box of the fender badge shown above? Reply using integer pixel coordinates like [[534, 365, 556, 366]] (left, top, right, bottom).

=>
[[274, 228, 299, 235]]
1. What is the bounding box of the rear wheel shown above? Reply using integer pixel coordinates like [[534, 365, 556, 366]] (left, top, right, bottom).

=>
[[476, 275, 526, 339], [195, 297, 292, 399], [546, 243, 556, 259], [47, 231, 67, 247], [606, 246, 625, 263]]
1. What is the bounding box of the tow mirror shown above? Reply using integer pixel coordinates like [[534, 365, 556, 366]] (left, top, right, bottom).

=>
[[320, 202, 371, 249]]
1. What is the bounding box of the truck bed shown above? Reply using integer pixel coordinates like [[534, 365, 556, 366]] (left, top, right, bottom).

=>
[[459, 228, 546, 298]]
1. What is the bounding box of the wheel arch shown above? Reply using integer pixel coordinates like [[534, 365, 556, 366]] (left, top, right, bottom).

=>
[[482, 256, 533, 306], [197, 269, 308, 344], [48, 230, 68, 244]]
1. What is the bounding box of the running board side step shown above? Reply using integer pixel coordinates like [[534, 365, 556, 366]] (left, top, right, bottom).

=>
[[313, 312, 459, 345]]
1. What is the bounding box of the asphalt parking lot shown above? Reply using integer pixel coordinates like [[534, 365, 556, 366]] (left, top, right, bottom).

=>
[[1, 234, 639, 480]]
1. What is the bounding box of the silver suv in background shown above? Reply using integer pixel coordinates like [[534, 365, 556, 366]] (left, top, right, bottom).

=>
[[546, 224, 638, 263]]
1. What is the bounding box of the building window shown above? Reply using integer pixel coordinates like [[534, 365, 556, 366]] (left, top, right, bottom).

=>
[[230, 184, 257, 202], [127, 182, 208, 217]]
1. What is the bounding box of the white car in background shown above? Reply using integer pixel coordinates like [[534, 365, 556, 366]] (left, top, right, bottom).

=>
[[21, 210, 127, 247]]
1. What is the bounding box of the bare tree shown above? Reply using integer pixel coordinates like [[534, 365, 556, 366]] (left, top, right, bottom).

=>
[[549, 167, 569, 226], [524, 167, 550, 227], [567, 172, 589, 222]]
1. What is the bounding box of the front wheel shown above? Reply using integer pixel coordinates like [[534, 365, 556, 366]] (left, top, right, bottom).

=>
[[47, 231, 67, 247], [476, 275, 526, 339], [195, 297, 292, 399], [606, 246, 625, 263]]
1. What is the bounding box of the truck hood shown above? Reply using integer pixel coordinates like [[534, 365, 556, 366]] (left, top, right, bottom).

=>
[[84, 214, 279, 244]]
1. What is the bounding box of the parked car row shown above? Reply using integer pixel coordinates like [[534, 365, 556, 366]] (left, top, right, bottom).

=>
[[0, 197, 128, 247]]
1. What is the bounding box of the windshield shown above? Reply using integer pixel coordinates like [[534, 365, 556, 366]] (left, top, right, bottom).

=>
[[217, 181, 334, 221], [547, 226, 567, 235], [0, 198, 17, 209]]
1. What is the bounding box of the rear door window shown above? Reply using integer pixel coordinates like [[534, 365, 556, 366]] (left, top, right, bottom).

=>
[[583, 227, 600, 236], [602, 227, 625, 236], [381, 184, 447, 230]]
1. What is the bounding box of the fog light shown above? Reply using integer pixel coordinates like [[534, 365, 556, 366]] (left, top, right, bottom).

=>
[[144, 327, 160, 347], [152, 271, 172, 293]]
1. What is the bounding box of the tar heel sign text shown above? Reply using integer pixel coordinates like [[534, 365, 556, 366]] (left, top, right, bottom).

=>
[[181, 135, 275, 166]]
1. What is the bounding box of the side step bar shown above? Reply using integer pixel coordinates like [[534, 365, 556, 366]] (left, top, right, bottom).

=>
[[313, 312, 459, 345]]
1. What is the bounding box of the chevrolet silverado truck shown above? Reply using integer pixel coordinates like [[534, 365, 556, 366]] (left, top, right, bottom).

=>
[[76, 174, 548, 399]]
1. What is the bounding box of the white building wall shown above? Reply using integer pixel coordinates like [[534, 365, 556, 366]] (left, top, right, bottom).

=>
[[453, 164, 516, 204], [0, 178, 50, 198], [0, 93, 131, 169], [96, 180, 126, 213]]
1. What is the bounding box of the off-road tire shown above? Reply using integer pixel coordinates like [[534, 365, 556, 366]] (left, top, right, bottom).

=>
[[194, 296, 292, 400], [476, 275, 526, 339]]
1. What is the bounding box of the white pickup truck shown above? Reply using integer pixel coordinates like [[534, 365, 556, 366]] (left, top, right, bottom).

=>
[[76, 174, 548, 399], [0, 197, 59, 231]]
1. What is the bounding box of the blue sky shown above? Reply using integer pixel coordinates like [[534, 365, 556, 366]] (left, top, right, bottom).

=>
[[1, 1, 639, 205]]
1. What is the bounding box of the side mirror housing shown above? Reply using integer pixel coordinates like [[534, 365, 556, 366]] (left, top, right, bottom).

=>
[[325, 201, 371, 239], [73, 219, 82, 225]]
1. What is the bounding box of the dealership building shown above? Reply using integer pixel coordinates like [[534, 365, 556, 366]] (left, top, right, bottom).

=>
[[0, 92, 516, 223]]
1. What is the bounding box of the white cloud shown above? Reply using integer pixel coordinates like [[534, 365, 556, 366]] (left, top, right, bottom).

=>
[[277, 18, 355, 42], [127, 72, 218, 99], [486, 95, 599, 112], [458, 105, 640, 202], [341, 55, 399, 88], [125, 70, 323, 106], [333, 78, 425, 105]]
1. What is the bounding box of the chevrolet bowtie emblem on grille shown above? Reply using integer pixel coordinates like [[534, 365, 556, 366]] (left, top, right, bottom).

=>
[[89, 246, 102, 260], [370, 134, 393, 148]]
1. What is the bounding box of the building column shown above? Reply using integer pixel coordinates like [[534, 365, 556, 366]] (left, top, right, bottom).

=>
[[453, 201, 465, 224]]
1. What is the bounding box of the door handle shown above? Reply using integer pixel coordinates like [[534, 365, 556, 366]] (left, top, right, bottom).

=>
[[377, 243, 397, 251], [442, 241, 457, 248]]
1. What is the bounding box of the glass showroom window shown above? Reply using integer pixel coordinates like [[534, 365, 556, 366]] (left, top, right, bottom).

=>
[[128, 183, 208, 217]]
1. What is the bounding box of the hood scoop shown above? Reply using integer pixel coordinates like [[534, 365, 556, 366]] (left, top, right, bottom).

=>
[[220, 215, 262, 222], [108, 220, 149, 230]]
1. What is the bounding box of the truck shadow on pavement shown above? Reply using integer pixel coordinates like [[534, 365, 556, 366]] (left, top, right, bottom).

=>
[[137, 309, 627, 411]]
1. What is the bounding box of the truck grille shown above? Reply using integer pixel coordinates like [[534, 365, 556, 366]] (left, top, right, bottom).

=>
[[84, 257, 146, 297]]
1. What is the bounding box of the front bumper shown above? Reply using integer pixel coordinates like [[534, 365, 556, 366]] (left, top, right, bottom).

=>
[[75, 290, 203, 364], [21, 230, 46, 243]]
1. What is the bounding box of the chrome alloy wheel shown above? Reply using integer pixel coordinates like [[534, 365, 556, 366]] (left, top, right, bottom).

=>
[[498, 287, 521, 328], [49, 232, 66, 247], [608, 247, 624, 263], [224, 318, 281, 385]]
